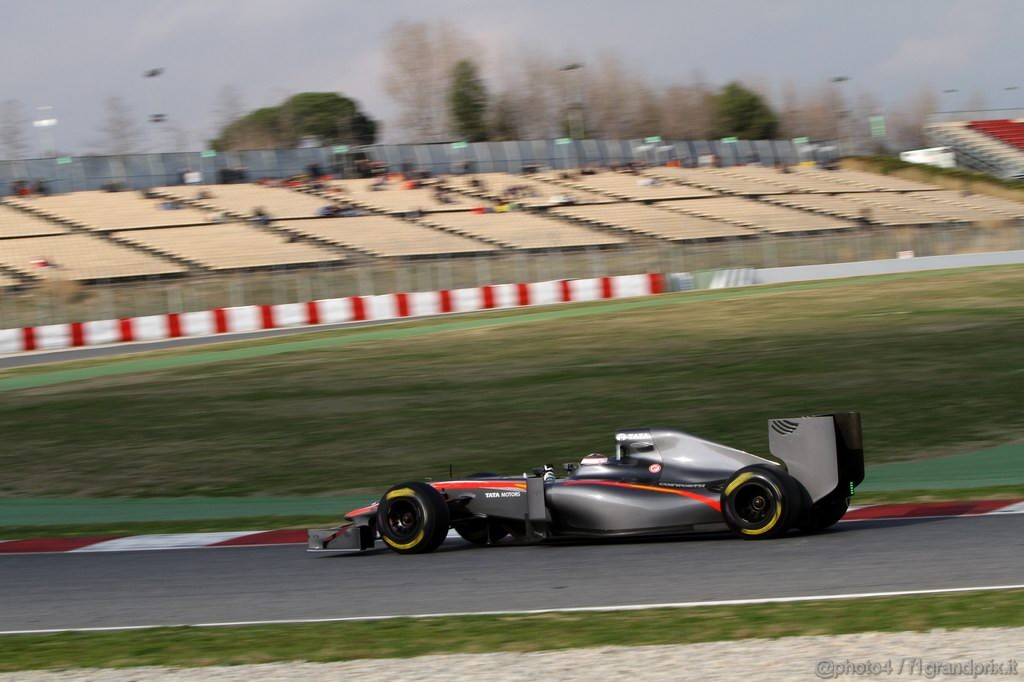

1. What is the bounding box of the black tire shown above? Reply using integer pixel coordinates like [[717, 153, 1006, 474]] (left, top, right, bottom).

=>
[[453, 518, 510, 545], [376, 482, 450, 554], [799, 496, 850, 533], [721, 465, 803, 540]]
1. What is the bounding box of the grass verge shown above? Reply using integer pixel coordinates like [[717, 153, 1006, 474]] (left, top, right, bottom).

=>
[[1, 589, 1022, 671], [1, 267, 1022, 498]]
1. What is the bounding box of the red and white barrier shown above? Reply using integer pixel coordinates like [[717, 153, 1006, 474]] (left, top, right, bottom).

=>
[[0, 273, 665, 354]]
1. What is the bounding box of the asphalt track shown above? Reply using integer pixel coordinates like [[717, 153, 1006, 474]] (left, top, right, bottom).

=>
[[1, 514, 1021, 633]]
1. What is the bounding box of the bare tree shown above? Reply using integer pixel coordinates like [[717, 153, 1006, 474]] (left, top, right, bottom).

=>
[[213, 85, 245, 134], [94, 95, 143, 155], [887, 88, 937, 151], [0, 99, 30, 160], [383, 20, 476, 141], [659, 77, 715, 141]]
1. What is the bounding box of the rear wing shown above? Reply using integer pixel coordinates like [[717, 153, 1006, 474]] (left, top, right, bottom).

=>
[[768, 412, 865, 503]]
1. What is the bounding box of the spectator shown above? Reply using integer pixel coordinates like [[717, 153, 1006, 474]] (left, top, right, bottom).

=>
[[316, 204, 342, 218], [251, 207, 271, 225]]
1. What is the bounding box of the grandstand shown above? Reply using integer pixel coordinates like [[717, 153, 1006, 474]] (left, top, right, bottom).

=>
[[542, 172, 718, 201], [908, 190, 1024, 219], [658, 197, 855, 234], [0, 233, 188, 282], [0, 158, 1019, 297], [765, 194, 941, 227], [278, 215, 496, 258], [969, 119, 1024, 152], [0, 204, 69, 237], [6, 192, 210, 231], [925, 119, 1024, 179], [444, 173, 617, 207], [416, 211, 628, 250], [550, 203, 755, 241], [326, 178, 489, 215], [645, 167, 792, 196], [157, 183, 328, 220], [112, 223, 344, 272]]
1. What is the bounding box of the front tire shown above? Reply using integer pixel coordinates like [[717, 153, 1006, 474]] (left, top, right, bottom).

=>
[[376, 482, 450, 554], [721, 465, 802, 539]]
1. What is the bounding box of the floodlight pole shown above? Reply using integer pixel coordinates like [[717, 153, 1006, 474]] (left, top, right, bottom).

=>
[[32, 106, 57, 158], [144, 68, 167, 152], [830, 76, 850, 156], [560, 63, 585, 140]]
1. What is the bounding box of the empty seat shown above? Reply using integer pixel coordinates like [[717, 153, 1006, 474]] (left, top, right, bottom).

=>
[[0, 233, 187, 281], [113, 224, 344, 271], [550, 203, 755, 241], [0, 204, 68, 237], [418, 211, 627, 249], [279, 216, 496, 258]]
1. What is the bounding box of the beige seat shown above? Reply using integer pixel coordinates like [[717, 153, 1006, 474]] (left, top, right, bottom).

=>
[[659, 197, 854, 233], [8, 191, 210, 231], [113, 224, 344, 271], [418, 211, 627, 249], [158, 184, 329, 220], [550, 203, 754, 241], [0, 233, 187, 281], [280, 216, 496, 258], [0, 204, 68, 237]]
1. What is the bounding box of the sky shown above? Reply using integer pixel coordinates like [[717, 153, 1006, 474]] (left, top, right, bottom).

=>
[[2, 0, 1022, 154]]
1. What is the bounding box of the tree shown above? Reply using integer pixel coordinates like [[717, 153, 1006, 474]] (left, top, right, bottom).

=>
[[383, 20, 476, 141], [210, 92, 378, 150], [449, 59, 489, 142], [213, 85, 245, 133], [95, 95, 142, 155], [0, 99, 29, 160], [711, 81, 779, 140]]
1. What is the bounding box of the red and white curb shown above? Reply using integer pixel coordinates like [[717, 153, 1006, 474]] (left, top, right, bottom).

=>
[[1, 500, 1021, 555], [0, 273, 665, 354]]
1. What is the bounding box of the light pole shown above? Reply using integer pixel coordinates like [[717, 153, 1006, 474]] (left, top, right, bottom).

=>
[[32, 105, 57, 158], [830, 76, 850, 156], [143, 68, 167, 152], [560, 63, 585, 140]]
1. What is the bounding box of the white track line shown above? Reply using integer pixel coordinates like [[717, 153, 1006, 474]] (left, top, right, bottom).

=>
[[3, 583, 1024, 636]]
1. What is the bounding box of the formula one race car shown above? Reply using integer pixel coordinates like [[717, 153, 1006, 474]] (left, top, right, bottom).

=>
[[308, 412, 864, 555]]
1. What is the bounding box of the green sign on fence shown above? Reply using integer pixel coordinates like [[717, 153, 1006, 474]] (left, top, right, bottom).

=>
[[451, 141, 469, 150], [200, 150, 217, 158], [721, 136, 738, 144], [554, 137, 572, 145], [56, 156, 73, 165], [644, 136, 662, 144], [332, 145, 349, 154], [792, 136, 810, 145], [870, 115, 887, 139]]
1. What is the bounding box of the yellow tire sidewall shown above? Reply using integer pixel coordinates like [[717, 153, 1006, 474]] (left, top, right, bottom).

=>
[[380, 489, 430, 550], [727, 473, 784, 535]]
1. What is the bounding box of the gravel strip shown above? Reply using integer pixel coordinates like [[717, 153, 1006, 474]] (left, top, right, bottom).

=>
[[3, 627, 1021, 681]]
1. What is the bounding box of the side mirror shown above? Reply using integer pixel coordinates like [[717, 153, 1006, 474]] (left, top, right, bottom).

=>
[[562, 462, 579, 473]]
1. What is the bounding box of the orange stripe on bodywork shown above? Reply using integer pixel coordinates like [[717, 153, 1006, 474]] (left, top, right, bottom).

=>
[[431, 481, 528, 491], [344, 503, 378, 518], [562, 480, 721, 512]]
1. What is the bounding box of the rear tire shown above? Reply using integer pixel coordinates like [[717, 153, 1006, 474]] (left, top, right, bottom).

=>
[[721, 465, 802, 540], [799, 496, 850, 533], [376, 482, 450, 554]]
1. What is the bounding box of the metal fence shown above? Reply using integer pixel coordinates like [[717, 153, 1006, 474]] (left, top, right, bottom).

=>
[[2, 221, 1020, 330], [0, 138, 828, 195]]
